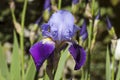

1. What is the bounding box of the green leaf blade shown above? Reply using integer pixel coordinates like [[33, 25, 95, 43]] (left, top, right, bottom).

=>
[[106, 47, 111, 80], [54, 47, 70, 80], [0, 44, 10, 80], [10, 32, 21, 80], [116, 61, 120, 80], [25, 57, 36, 80]]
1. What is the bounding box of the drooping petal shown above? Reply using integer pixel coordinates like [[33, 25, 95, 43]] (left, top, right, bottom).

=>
[[68, 43, 86, 70], [106, 16, 112, 30], [79, 20, 88, 41], [29, 38, 55, 70]]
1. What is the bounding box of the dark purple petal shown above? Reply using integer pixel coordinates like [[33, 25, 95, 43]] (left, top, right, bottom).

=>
[[68, 43, 86, 70], [72, 0, 79, 4], [80, 20, 88, 41], [106, 16, 112, 30], [29, 39, 55, 70], [44, 0, 51, 10]]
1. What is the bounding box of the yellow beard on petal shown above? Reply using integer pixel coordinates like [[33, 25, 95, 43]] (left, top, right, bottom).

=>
[[42, 38, 54, 44]]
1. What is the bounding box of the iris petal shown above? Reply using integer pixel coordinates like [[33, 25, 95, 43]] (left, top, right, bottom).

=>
[[41, 23, 52, 37], [68, 43, 86, 70], [47, 10, 78, 41], [29, 38, 55, 70]]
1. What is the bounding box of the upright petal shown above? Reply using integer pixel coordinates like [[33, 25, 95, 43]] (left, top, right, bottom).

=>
[[47, 10, 78, 41], [68, 43, 86, 70], [41, 23, 52, 38], [29, 38, 55, 70]]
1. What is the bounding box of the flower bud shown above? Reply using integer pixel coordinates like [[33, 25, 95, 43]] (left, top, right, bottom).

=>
[[72, 0, 79, 14], [106, 16, 117, 39], [43, 0, 51, 21]]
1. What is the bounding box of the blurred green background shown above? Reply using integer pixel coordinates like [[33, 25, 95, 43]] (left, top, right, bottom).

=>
[[0, 0, 120, 80]]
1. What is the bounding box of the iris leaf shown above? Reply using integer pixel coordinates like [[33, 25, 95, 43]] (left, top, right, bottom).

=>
[[106, 46, 111, 80], [116, 61, 120, 80], [10, 32, 21, 80], [25, 57, 36, 80], [0, 70, 5, 80], [0, 43, 9, 80], [54, 47, 70, 80]]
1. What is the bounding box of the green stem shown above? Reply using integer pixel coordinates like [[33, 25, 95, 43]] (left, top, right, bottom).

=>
[[86, 22, 92, 80], [87, 48, 91, 78], [20, 0, 28, 80], [58, 0, 62, 10], [112, 48, 115, 80], [11, 8, 16, 22], [87, 9, 94, 80], [86, 0, 95, 79], [92, 0, 95, 16], [88, 20, 93, 49], [112, 55, 115, 80], [116, 61, 120, 80]]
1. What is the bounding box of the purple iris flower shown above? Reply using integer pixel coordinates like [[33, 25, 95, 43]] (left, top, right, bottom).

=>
[[29, 10, 86, 70], [106, 16, 112, 30], [72, 0, 79, 4], [44, 0, 51, 10], [80, 20, 88, 41]]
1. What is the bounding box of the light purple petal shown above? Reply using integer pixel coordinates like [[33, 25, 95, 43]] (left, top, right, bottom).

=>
[[48, 10, 77, 41], [68, 43, 86, 70], [41, 10, 80, 41], [29, 39, 55, 70], [41, 23, 52, 37]]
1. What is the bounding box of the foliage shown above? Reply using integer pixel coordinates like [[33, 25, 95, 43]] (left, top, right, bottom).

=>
[[0, 0, 120, 80]]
